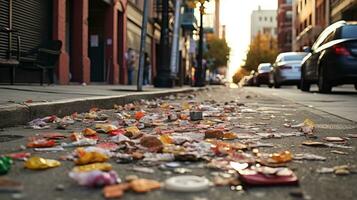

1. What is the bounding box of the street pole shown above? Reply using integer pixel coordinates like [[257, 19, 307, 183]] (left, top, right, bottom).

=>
[[137, 0, 149, 91], [194, 2, 205, 87], [170, 0, 182, 80], [154, 0, 173, 88]]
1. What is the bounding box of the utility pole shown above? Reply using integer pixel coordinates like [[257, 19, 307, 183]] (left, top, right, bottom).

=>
[[137, 0, 149, 91], [154, 0, 173, 88]]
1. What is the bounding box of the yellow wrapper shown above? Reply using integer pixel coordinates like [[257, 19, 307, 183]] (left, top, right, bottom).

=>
[[82, 128, 97, 136], [72, 163, 112, 172], [75, 149, 109, 165], [95, 124, 118, 133], [24, 157, 61, 170], [303, 119, 315, 129], [181, 102, 192, 110], [125, 126, 140, 135], [160, 135, 173, 144]]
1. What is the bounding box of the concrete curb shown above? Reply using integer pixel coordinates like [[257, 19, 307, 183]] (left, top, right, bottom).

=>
[[0, 87, 214, 128]]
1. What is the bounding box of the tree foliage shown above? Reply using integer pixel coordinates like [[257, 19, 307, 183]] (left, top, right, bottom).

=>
[[204, 36, 230, 70], [243, 33, 278, 72], [232, 68, 249, 84]]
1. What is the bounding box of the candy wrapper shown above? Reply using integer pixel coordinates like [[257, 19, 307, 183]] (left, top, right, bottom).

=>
[[27, 138, 57, 148], [72, 163, 113, 172], [61, 138, 97, 147], [69, 170, 119, 187], [74, 147, 110, 165], [24, 157, 61, 170], [0, 157, 13, 175]]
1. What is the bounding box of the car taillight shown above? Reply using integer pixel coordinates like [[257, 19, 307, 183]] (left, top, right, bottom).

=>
[[280, 65, 292, 70], [333, 44, 351, 56]]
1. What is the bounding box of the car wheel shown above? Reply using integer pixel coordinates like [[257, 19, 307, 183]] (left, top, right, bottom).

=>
[[273, 77, 281, 88], [268, 84, 273, 88], [318, 66, 332, 93], [297, 84, 301, 89], [354, 84, 357, 90], [300, 68, 310, 92]]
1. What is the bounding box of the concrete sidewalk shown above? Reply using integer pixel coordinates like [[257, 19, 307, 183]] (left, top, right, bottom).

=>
[[0, 84, 214, 128]]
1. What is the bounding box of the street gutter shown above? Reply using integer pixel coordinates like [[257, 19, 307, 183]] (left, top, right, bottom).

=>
[[0, 86, 217, 128]]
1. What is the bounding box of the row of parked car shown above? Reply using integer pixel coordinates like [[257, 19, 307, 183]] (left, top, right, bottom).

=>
[[241, 20, 357, 93]]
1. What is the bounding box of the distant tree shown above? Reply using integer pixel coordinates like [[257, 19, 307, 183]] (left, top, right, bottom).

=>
[[232, 67, 249, 84], [204, 36, 230, 71], [243, 33, 278, 72]]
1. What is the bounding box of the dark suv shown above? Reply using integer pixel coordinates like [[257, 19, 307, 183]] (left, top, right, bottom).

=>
[[300, 21, 357, 93]]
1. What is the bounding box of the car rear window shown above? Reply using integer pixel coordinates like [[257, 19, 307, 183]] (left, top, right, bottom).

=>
[[341, 25, 357, 38], [259, 66, 271, 71], [283, 54, 307, 61]]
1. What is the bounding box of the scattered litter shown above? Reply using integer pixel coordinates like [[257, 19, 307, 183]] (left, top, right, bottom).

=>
[[165, 176, 211, 192], [69, 170, 119, 187], [0, 177, 23, 192], [0, 157, 13, 175], [24, 157, 61, 170], [294, 153, 326, 161], [2, 90, 355, 198]]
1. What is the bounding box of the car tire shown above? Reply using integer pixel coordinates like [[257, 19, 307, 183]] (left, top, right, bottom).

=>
[[297, 84, 301, 89], [318, 66, 332, 93], [354, 84, 357, 90], [300, 68, 310, 92], [268, 84, 273, 88], [273, 77, 281, 88]]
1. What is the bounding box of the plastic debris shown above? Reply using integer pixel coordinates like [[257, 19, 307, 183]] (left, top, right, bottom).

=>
[[4, 152, 31, 161], [165, 176, 211, 192], [27, 138, 56, 148], [0, 157, 13, 175], [190, 111, 203, 121], [24, 157, 61, 170], [316, 165, 355, 175], [72, 163, 113, 172], [61, 138, 97, 147], [270, 151, 293, 163], [323, 137, 346, 143], [74, 147, 110, 165], [294, 153, 326, 161], [34, 146, 65, 152], [238, 166, 298, 186], [0, 177, 23, 192], [130, 179, 161, 193], [82, 128, 97, 136], [103, 183, 129, 198], [69, 170, 119, 187]]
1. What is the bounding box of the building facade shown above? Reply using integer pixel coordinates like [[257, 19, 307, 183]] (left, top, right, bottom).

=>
[[250, 8, 277, 41], [292, 0, 329, 51], [0, 0, 161, 85], [277, 0, 293, 52], [330, 0, 357, 22]]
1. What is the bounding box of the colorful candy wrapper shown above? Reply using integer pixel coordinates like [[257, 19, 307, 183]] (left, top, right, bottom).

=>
[[0, 157, 13, 175], [75, 147, 110, 165], [72, 163, 113, 172], [24, 157, 61, 170], [69, 170, 119, 187]]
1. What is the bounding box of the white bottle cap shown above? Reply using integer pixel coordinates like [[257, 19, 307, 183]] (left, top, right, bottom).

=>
[[164, 175, 211, 192]]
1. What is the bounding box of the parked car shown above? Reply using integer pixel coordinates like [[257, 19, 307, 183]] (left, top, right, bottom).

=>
[[300, 21, 357, 93], [210, 74, 226, 85], [270, 52, 308, 88], [239, 70, 256, 87], [255, 63, 273, 87]]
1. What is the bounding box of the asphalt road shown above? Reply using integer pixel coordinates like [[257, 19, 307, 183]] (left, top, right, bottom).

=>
[[0, 87, 357, 200], [244, 85, 357, 122]]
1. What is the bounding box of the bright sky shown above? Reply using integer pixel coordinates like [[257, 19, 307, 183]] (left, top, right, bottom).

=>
[[220, 0, 277, 80]]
